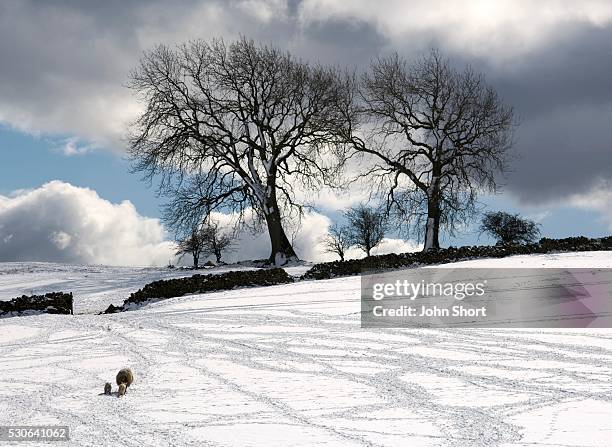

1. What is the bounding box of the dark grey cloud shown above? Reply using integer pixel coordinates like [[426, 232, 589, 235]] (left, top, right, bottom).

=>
[[504, 103, 612, 203], [0, 0, 292, 145], [294, 17, 389, 65], [480, 25, 612, 203], [0, 0, 610, 206], [493, 25, 612, 117]]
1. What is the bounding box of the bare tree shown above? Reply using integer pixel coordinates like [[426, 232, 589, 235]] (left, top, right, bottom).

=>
[[322, 223, 352, 261], [345, 204, 387, 257], [346, 50, 515, 251], [128, 37, 350, 265], [202, 219, 235, 263], [175, 226, 208, 268], [480, 211, 540, 245]]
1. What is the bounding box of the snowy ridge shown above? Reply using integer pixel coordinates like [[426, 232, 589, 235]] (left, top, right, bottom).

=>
[[0, 262, 259, 315]]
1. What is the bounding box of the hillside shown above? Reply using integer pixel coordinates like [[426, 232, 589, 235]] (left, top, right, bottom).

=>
[[0, 251, 611, 446]]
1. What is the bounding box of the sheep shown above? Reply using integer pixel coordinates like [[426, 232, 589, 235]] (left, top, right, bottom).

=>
[[116, 368, 134, 397]]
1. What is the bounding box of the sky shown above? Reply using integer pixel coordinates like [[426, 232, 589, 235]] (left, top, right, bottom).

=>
[[0, 0, 611, 265]]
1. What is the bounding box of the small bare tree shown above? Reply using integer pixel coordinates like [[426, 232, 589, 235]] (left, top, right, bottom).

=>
[[128, 37, 350, 265], [322, 223, 352, 261], [345, 204, 387, 257], [346, 50, 515, 251], [202, 219, 235, 264], [175, 226, 208, 268]]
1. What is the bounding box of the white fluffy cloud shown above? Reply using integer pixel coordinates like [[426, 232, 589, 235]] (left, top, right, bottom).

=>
[[371, 238, 421, 256], [0, 181, 176, 266]]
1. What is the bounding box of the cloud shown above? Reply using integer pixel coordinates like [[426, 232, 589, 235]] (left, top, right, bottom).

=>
[[54, 137, 95, 156], [3, 0, 609, 145], [298, 0, 612, 61], [0, 0, 305, 149], [0, 181, 176, 266], [504, 102, 612, 203], [567, 181, 612, 230], [371, 238, 421, 255], [237, 0, 289, 22], [295, 2, 612, 209], [1, 0, 611, 213]]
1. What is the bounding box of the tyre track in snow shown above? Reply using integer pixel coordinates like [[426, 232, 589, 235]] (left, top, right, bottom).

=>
[[126, 305, 586, 446]]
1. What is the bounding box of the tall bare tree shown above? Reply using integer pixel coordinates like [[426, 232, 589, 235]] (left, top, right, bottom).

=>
[[347, 51, 515, 250], [128, 37, 350, 265]]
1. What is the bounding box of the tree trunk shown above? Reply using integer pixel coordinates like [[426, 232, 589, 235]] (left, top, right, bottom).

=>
[[193, 253, 199, 269], [264, 200, 298, 265], [423, 198, 441, 251]]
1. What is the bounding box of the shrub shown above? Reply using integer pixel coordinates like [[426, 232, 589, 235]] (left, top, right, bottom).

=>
[[480, 211, 540, 245]]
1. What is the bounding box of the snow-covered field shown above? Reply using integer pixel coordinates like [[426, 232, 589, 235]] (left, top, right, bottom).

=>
[[1, 252, 612, 446]]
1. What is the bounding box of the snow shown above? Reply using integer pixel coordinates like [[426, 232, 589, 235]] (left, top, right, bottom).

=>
[[434, 250, 612, 268], [0, 251, 611, 446], [0, 262, 257, 314]]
